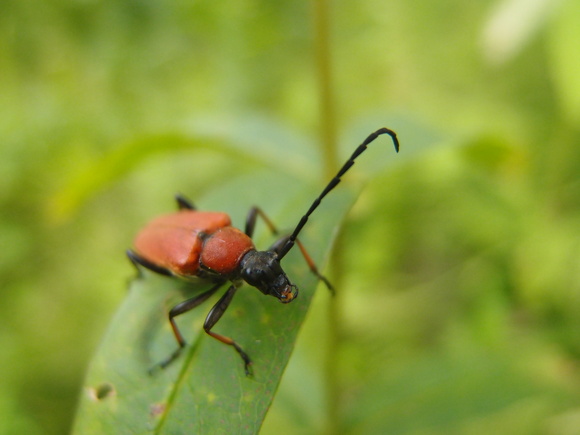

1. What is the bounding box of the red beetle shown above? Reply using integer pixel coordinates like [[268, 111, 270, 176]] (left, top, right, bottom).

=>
[[128, 128, 399, 375]]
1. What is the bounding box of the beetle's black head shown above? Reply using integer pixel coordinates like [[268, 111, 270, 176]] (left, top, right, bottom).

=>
[[239, 250, 298, 303]]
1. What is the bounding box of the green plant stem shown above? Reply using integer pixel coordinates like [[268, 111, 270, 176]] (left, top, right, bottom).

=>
[[314, 0, 339, 178], [313, 0, 340, 433]]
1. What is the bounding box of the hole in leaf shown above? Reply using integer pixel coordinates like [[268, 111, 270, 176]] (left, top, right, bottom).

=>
[[89, 382, 115, 401]]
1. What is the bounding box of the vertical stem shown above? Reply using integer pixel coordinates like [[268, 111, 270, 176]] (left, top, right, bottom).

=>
[[313, 1, 340, 434], [314, 0, 339, 179]]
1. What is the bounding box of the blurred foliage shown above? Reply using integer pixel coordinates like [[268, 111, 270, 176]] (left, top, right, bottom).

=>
[[1, 0, 580, 434]]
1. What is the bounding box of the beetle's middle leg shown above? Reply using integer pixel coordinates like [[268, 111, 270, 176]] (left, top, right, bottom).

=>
[[175, 194, 196, 210]]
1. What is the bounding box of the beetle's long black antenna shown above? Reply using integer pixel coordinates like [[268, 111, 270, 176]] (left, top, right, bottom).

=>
[[277, 127, 399, 260]]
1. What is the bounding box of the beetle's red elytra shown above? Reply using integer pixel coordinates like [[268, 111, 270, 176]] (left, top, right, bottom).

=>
[[128, 127, 399, 375], [134, 211, 254, 276]]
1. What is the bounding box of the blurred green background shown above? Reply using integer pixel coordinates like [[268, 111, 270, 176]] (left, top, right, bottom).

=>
[[2, 0, 580, 434]]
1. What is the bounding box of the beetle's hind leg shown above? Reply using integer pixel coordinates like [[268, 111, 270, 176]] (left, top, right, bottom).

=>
[[127, 249, 173, 277]]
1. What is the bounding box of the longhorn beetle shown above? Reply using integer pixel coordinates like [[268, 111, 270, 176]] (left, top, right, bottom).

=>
[[127, 128, 399, 375]]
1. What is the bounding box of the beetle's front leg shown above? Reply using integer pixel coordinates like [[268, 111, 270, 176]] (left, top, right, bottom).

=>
[[203, 284, 253, 376], [245, 207, 333, 292], [149, 281, 225, 374]]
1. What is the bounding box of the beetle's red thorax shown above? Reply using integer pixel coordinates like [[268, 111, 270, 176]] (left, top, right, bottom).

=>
[[201, 227, 255, 275], [133, 210, 234, 276]]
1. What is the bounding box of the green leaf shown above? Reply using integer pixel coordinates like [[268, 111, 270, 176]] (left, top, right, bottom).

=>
[[48, 114, 320, 223], [49, 132, 225, 223], [72, 173, 356, 434]]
